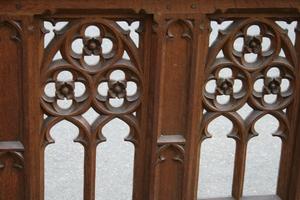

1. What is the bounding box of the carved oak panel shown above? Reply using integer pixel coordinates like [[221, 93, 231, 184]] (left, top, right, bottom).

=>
[[0, 20, 23, 141], [0, 1, 300, 200], [200, 17, 299, 199], [0, 19, 25, 200]]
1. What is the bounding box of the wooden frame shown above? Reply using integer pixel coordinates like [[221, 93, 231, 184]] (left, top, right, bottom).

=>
[[0, 1, 300, 200]]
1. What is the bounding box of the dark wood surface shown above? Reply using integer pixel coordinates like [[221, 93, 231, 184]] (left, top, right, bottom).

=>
[[0, 1, 299, 200]]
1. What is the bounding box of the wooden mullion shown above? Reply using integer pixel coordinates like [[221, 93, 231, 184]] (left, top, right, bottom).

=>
[[83, 145, 96, 200], [231, 142, 247, 199]]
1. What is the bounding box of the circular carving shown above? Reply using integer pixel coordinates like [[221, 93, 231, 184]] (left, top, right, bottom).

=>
[[42, 20, 142, 117], [226, 21, 281, 70], [61, 21, 125, 73], [249, 60, 295, 111], [205, 18, 297, 113], [41, 61, 92, 116], [93, 60, 142, 115], [203, 60, 251, 112]]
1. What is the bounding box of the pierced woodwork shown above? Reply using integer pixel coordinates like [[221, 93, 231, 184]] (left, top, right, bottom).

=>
[[40, 17, 145, 200], [0, 1, 300, 200], [200, 17, 298, 199]]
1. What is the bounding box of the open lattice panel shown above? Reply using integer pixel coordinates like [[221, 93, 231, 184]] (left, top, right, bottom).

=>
[[0, 1, 300, 200]]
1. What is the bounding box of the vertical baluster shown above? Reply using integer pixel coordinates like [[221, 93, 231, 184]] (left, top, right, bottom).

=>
[[232, 138, 247, 199]]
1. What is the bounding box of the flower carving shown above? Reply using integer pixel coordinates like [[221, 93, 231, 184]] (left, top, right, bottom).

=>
[[83, 37, 102, 55], [244, 35, 262, 54], [55, 81, 75, 100], [108, 80, 127, 99], [264, 77, 282, 95], [216, 78, 234, 95]]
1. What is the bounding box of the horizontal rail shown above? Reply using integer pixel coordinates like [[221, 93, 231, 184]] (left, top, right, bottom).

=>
[[200, 195, 281, 200]]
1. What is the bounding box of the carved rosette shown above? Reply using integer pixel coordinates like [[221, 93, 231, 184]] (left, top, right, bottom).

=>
[[41, 19, 142, 146], [202, 18, 297, 142]]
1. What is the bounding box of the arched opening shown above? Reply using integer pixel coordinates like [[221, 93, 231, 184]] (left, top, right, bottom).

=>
[[197, 116, 236, 198], [243, 114, 281, 196], [45, 120, 84, 200], [95, 118, 134, 200]]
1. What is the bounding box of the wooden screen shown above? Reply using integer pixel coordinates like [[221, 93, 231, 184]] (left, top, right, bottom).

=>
[[0, 1, 300, 200]]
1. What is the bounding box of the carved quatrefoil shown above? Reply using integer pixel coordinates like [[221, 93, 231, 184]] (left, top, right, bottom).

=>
[[42, 20, 142, 116], [204, 19, 296, 112]]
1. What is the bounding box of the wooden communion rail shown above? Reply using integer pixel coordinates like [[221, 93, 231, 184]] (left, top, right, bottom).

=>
[[0, 1, 300, 200]]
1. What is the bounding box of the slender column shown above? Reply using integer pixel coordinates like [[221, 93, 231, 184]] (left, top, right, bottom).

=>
[[232, 142, 247, 199], [84, 144, 96, 200]]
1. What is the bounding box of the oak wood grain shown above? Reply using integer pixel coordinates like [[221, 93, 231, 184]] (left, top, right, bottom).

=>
[[0, 1, 299, 200]]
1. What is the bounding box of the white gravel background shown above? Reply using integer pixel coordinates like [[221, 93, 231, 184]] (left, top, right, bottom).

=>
[[43, 21, 297, 199]]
